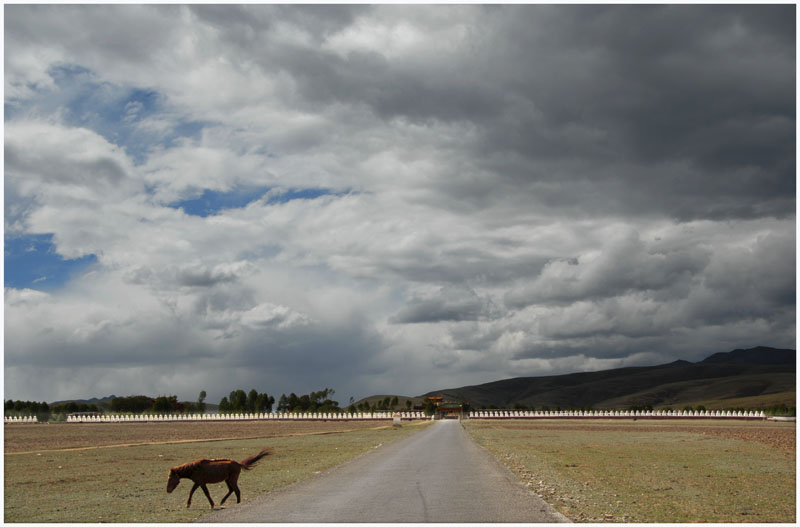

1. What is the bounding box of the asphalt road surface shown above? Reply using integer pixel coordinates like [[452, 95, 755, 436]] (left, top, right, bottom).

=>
[[196, 420, 570, 523]]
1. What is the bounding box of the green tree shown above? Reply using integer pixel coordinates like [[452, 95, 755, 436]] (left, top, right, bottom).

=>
[[152, 395, 178, 413], [197, 391, 207, 414], [298, 394, 311, 412], [254, 393, 274, 413], [287, 393, 299, 412], [277, 394, 289, 412], [246, 389, 258, 413], [4, 400, 51, 421], [765, 403, 795, 416], [275, 388, 341, 413], [218, 396, 230, 414], [230, 390, 247, 412], [110, 395, 154, 414]]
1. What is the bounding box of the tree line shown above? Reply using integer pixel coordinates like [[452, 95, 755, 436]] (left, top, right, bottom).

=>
[[351, 395, 413, 414], [4, 392, 209, 420], [276, 388, 339, 413], [108, 392, 208, 414], [218, 389, 274, 414]]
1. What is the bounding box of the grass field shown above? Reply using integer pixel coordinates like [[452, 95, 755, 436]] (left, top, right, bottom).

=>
[[464, 419, 795, 523], [4, 420, 430, 523]]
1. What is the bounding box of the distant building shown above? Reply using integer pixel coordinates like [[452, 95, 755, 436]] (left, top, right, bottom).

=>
[[426, 396, 467, 419]]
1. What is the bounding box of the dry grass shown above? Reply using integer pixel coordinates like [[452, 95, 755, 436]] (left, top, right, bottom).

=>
[[4, 420, 430, 523], [464, 419, 795, 523]]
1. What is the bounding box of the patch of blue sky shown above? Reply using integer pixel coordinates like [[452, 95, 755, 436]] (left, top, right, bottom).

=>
[[5, 64, 209, 165], [4, 233, 98, 291], [168, 186, 272, 218], [169, 187, 343, 217]]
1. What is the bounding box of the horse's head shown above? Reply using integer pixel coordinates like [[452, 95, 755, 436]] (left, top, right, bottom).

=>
[[166, 468, 180, 493]]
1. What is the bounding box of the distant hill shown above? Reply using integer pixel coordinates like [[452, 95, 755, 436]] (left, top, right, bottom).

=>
[[50, 395, 118, 409], [700, 346, 795, 365], [422, 346, 796, 410]]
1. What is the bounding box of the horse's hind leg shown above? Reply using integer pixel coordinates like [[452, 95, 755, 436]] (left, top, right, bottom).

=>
[[220, 481, 234, 505], [229, 472, 242, 503], [200, 483, 215, 509]]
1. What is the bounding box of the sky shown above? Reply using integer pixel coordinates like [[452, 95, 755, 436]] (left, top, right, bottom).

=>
[[4, 4, 796, 405]]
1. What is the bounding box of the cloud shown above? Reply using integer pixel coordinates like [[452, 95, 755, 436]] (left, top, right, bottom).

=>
[[174, 261, 254, 288], [3, 5, 795, 404], [504, 227, 712, 308], [5, 121, 137, 197], [390, 285, 500, 324]]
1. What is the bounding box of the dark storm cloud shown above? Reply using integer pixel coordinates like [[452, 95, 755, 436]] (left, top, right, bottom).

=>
[[465, 5, 795, 221], [5, 4, 180, 67], [189, 4, 366, 42], [4, 315, 216, 369], [227, 4, 793, 222], [509, 339, 653, 362], [504, 231, 712, 308], [390, 286, 499, 324]]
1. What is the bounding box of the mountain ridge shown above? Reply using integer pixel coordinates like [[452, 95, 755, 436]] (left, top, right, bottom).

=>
[[422, 346, 796, 409]]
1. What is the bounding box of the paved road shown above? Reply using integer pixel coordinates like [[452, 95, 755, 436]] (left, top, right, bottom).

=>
[[196, 420, 569, 523]]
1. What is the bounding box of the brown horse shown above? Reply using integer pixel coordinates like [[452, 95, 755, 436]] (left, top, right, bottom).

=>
[[166, 448, 272, 508]]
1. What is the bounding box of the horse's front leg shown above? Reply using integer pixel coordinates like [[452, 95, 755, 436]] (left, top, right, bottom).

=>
[[186, 482, 199, 508], [200, 483, 215, 508]]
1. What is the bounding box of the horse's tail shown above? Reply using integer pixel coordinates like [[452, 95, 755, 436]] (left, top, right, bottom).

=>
[[240, 447, 273, 470]]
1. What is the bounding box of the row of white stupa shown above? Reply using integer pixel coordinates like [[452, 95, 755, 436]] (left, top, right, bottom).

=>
[[4, 408, 766, 424]]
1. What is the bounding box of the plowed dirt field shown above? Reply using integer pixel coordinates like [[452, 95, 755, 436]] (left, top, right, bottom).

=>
[[4, 420, 389, 454]]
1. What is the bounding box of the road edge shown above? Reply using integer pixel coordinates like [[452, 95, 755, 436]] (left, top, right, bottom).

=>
[[459, 420, 572, 523]]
